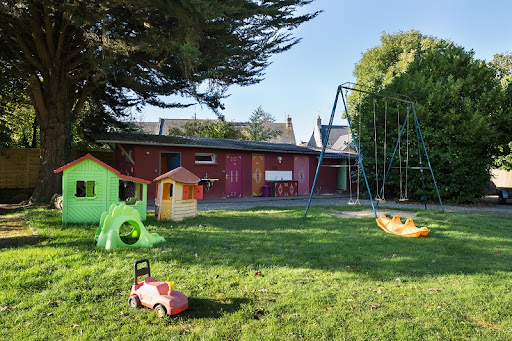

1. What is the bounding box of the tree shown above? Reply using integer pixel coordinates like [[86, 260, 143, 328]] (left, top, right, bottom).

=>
[[242, 106, 282, 141], [488, 52, 512, 170], [0, 0, 318, 202], [351, 30, 510, 203], [488, 52, 512, 84], [0, 77, 37, 148], [168, 119, 241, 139]]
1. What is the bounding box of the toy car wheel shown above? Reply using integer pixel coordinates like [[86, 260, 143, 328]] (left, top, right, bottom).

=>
[[154, 304, 167, 318], [128, 296, 141, 308]]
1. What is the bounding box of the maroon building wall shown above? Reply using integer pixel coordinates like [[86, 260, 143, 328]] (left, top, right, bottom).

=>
[[115, 144, 346, 201], [315, 158, 339, 194]]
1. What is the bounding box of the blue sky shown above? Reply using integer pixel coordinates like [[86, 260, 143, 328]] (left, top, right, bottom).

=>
[[140, 0, 512, 144]]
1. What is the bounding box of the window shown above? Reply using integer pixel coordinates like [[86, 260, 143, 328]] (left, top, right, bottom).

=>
[[182, 185, 193, 200], [119, 180, 142, 203], [162, 183, 173, 200], [76, 181, 96, 198], [195, 153, 216, 164]]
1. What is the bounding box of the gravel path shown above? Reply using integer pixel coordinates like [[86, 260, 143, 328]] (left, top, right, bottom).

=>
[[197, 194, 512, 217]]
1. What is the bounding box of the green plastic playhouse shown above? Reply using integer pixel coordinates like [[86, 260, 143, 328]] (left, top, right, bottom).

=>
[[54, 154, 150, 223]]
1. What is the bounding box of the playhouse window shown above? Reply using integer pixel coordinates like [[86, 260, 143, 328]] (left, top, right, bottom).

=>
[[183, 185, 194, 200], [195, 153, 216, 164], [162, 183, 173, 200], [119, 180, 142, 204], [76, 181, 95, 198]]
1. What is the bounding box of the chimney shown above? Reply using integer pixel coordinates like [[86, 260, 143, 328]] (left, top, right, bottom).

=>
[[314, 115, 323, 147], [286, 115, 292, 129], [158, 118, 165, 135]]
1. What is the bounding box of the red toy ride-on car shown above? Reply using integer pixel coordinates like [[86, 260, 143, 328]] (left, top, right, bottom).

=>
[[128, 259, 188, 317]]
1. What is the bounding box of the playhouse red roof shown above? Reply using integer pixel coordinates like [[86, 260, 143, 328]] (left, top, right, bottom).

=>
[[54, 153, 151, 184], [153, 167, 200, 184]]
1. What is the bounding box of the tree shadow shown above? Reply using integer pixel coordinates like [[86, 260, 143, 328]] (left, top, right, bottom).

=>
[[22, 206, 512, 282], [146, 206, 512, 280]]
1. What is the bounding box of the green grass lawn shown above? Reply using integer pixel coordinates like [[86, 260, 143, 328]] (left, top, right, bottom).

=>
[[1, 205, 511, 340]]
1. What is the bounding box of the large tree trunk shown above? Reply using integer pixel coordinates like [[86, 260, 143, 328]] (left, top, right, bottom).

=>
[[29, 76, 73, 203], [18, 4, 91, 203], [31, 119, 71, 202]]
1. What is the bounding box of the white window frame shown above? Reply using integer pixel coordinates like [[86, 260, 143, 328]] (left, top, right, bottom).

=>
[[195, 153, 217, 164]]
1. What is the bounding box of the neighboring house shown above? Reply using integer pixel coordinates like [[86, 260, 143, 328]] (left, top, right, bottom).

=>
[[301, 116, 357, 192], [137, 116, 296, 144], [304, 115, 353, 151], [93, 132, 353, 203]]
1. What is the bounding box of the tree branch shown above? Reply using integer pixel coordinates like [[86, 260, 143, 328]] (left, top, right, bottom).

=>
[[71, 84, 96, 119], [14, 31, 45, 72], [43, 5, 55, 58], [66, 47, 92, 72], [64, 42, 89, 64], [25, 0, 51, 66], [28, 74, 49, 121], [55, 12, 70, 65], [69, 64, 95, 82]]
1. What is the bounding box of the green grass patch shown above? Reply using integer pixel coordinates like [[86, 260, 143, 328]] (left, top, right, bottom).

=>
[[0, 206, 511, 340]]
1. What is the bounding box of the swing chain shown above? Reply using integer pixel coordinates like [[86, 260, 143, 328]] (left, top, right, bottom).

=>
[[373, 98, 380, 198], [355, 93, 362, 205]]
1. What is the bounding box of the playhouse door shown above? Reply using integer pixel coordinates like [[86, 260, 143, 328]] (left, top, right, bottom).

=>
[[226, 155, 243, 198], [294, 156, 309, 195], [251, 154, 265, 196]]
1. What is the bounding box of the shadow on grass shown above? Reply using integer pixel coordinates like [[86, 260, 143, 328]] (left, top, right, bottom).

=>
[[178, 297, 250, 320], [0, 204, 31, 216], [146, 206, 512, 281], [24, 206, 512, 281]]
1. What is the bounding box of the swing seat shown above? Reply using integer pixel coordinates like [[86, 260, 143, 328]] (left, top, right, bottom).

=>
[[376, 215, 429, 238], [375, 197, 387, 204], [398, 198, 409, 202]]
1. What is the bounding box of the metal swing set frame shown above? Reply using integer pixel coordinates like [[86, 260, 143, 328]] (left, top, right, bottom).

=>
[[304, 82, 444, 219]]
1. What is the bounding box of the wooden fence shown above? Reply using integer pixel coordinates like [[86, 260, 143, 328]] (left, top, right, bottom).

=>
[[0, 148, 114, 189]]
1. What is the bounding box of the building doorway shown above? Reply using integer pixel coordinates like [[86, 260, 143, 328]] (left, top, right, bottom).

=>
[[160, 152, 181, 174], [226, 155, 243, 197]]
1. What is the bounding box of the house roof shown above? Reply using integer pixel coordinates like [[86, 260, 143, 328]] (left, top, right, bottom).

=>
[[331, 134, 354, 151], [154, 167, 201, 184], [137, 118, 296, 144], [94, 132, 320, 154], [307, 125, 350, 148], [137, 122, 160, 135], [54, 153, 151, 184], [93, 132, 352, 159]]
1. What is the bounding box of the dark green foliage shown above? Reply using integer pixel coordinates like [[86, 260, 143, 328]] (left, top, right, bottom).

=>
[[0, 0, 318, 201], [488, 52, 512, 82], [242, 106, 282, 141], [488, 53, 512, 170], [168, 119, 242, 139], [494, 142, 512, 170], [167, 106, 282, 141], [351, 31, 511, 203], [0, 77, 37, 148]]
